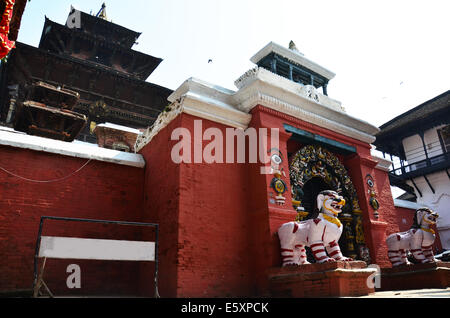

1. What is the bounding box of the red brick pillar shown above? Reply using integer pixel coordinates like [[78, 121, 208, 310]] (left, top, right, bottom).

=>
[[345, 154, 390, 266], [245, 107, 297, 296], [372, 163, 402, 267]]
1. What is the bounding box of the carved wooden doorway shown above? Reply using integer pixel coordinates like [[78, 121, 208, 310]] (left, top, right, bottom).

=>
[[289, 144, 370, 262]]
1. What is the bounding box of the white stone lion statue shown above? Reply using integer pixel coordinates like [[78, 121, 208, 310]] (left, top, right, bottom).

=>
[[386, 207, 439, 266], [278, 190, 352, 266]]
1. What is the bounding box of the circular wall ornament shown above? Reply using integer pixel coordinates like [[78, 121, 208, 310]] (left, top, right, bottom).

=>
[[271, 154, 282, 165], [273, 179, 286, 194]]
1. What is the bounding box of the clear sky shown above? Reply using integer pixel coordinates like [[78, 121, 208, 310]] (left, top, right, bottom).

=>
[[17, 0, 450, 128]]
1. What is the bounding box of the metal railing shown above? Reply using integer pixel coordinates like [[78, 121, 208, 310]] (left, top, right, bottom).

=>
[[390, 152, 450, 178]]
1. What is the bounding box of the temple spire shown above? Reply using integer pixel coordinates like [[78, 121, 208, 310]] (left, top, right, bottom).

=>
[[96, 3, 107, 20], [289, 40, 298, 52]]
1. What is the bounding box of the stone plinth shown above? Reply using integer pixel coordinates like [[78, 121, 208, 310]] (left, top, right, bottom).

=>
[[268, 261, 376, 298], [380, 262, 450, 291]]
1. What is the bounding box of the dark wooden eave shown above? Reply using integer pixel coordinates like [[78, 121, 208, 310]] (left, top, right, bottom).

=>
[[8, 0, 28, 41], [38, 18, 162, 81], [75, 9, 141, 49], [5, 42, 173, 129], [14, 100, 87, 142], [18, 42, 168, 91], [374, 90, 450, 159], [284, 124, 356, 155], [257, 52, 330, 94], [30, 81, 80, 110]]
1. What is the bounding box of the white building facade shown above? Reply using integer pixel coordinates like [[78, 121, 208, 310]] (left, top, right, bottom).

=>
[[374, 91, 450, 250]]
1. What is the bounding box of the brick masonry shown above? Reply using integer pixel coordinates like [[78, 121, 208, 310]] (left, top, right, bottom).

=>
[[0, 104, 436, 297], [380, 262, 450, 291], [0, 144, 146, 296], [268, 261, 375, 297]]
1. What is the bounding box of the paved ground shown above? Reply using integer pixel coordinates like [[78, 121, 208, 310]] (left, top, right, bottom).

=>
[[358, 288, 450, 298]]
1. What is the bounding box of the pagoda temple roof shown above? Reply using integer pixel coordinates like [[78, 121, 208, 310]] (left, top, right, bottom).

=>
[[13, 42, 172, 117], [39, 18, 162, 81], [17, 42, 166, 90], [69, 7, 141, 49], [374, 90, 450, 158]]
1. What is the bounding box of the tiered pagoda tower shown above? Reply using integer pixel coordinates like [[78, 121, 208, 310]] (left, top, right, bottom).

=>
[[0, 4, 172, 143]]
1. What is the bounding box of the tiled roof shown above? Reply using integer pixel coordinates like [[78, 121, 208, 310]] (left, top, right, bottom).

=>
[[376, 90, 450, 138]]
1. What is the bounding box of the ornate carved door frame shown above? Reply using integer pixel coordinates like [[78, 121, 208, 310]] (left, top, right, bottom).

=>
[[289, 144, 370, 262]]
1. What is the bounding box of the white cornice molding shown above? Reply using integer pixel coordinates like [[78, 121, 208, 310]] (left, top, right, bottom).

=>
[[168, 78, 252, 129], [181, 92, 252, 130], [250, 42, 336, 80], [371, 153, 393, 172], [235, 67, 344, 112], [0, 128, 145, 168], [135, 100, 184, 152], [139, 68, 380, 149], [394, 199, 422, 210], [136, 79, 252, 151], [234, 68, 379, 144], [169, 77, 235, 105], [238, 91, 377, 144]]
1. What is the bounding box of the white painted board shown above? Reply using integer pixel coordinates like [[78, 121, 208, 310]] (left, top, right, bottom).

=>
[[38, 236, 155, 261]]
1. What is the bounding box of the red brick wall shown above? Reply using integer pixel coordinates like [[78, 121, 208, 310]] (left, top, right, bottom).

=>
[[394, 207, 416, 233], [0, 145, 146, 296], [373, 168, 400, 235], [140, 114, 251, 297], [246, 107, 297, 296], [139, 116, 182, 297], [0, 105, 416, 297], [369, 165, 399, 267]]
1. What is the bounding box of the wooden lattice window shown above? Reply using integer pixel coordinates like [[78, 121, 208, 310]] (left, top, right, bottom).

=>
[[437, 124, 450, 153]]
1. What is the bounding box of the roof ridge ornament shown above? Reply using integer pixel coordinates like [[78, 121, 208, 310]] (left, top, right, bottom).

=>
[[96, 3, 108, 20], [288, 40, 304, 56]]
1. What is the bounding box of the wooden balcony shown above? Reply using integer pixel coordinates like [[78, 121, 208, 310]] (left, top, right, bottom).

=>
[[390, 152, 450, 180], [388, 152, 449, 196]]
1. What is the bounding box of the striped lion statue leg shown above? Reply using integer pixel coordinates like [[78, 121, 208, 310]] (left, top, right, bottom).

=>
[[386, 207, 439, 266]]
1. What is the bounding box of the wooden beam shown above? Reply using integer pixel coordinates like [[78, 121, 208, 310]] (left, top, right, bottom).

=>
[[410, 178, 422, 197], [423, 175, 435, 194], [419, 132, 431, 165], [284, 124, 356, 155]]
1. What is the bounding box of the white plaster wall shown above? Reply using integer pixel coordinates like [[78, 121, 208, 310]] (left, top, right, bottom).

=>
[[424, 125, 446, 158], [407, 170, 450, 250], [403, 125, 446, 165], [403, 134, 424, 164]]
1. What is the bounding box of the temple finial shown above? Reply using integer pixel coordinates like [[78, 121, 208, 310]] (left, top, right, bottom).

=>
[[289, 40, 299, 52], [289, 40, 304, 56], [96, 3, 107, 20]]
